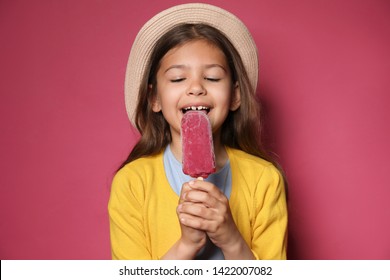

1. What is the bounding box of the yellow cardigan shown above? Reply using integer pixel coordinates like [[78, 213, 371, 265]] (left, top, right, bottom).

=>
[[108, 147, 287, 259]]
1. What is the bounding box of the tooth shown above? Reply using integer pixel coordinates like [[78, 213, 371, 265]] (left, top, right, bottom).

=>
[[191, 106, 196, 110], [197, 106, 203, 110]]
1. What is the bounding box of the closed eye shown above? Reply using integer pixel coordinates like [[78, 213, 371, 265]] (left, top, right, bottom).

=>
[[205, 77, 221, 82], [170, 78, 186, 83]]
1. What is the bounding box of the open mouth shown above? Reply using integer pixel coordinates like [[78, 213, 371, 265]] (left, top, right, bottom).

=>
[[181, 106, 210, 114]]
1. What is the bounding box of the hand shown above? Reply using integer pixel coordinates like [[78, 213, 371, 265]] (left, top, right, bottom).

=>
[[177, 179, 242, 252], [177, 182, 207, 255]]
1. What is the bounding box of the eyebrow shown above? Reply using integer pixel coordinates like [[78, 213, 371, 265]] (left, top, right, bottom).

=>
[[164, 64, 227, 73], [164, 65, 186, 73]]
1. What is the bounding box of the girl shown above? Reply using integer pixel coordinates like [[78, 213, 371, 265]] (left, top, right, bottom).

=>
[[108, 3, 287, 260]]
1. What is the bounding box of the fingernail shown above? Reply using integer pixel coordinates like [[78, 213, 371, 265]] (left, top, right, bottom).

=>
[[189, 180, 195, 186]]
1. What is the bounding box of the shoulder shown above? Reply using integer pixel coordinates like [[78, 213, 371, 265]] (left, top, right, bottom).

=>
[[114, 153, 163, 181], [227, 147, 272, 166], [227, 147, 284, 197], [227, 147, 281, 179], [111, 152, 164, 198], [227, 147, 286, 213]]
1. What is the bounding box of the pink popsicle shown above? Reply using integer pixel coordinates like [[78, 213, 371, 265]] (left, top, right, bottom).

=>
[[181, 110, 216, 178]]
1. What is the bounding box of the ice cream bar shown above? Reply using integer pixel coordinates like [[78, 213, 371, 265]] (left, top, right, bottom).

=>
[[181, 110, 216, 178]]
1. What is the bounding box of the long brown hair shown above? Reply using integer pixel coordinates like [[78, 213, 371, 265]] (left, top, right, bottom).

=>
[[118, 23, 276, 170]]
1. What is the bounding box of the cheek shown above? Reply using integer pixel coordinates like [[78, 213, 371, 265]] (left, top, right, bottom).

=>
[[157, 92, 180, 113], [159, 86, 185, 105], [216, 89, 233, 106]]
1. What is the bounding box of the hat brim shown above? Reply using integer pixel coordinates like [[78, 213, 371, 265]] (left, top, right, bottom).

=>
[[125, 3, 258, 125]]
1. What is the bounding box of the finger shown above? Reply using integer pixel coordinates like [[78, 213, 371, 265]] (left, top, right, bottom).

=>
[[179, 201, 214, 219], [178, 212, 202, 229], [188, 180, 226, 201], [180, 201, 230, 227], [178, 201, 210, 214], [179, 212, 227, 234], [178, 212, 214, 231], [179, 182, 193, 203], [179, 199, 231, 227], [184, 189, 219, 208]]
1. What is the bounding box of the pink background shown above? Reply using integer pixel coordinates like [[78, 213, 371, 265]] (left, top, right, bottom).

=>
[[1, 0, 389, 260]]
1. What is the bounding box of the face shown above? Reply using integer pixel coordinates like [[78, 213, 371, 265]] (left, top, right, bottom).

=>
[[152, 39, 240, 145]]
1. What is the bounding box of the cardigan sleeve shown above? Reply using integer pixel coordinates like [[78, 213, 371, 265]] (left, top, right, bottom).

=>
[[251, 165, 288, 260], [108, 167, 151, 259]]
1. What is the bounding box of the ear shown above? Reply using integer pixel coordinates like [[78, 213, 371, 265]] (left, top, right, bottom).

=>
[[150, 85, 162, 112], [230, 82, 241, 111]]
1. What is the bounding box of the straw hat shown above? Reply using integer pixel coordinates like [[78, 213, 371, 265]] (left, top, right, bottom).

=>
[[125, 3, 259, 125]]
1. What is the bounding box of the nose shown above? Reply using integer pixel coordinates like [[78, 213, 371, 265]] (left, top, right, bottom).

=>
[[188, 79, 206, 96]]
